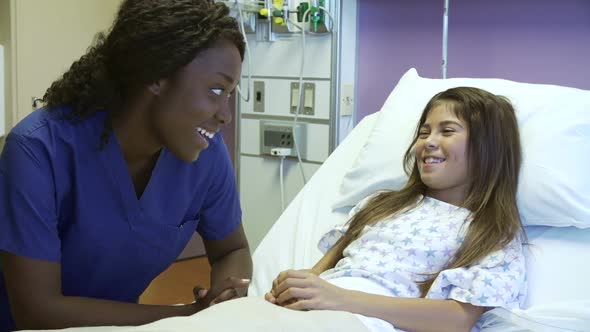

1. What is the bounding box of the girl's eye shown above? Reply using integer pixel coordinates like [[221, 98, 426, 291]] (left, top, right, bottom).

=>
[[211, 88, 224, 96], [418, 131, 429, 138], [442, 128, 455, 134]]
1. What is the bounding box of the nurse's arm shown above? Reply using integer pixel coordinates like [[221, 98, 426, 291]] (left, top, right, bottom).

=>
[[202, 223, 252, 303], [0, 251, 199, 330]]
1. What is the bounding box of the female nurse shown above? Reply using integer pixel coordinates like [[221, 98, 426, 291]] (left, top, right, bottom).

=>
[[0, 0, 252, 330]]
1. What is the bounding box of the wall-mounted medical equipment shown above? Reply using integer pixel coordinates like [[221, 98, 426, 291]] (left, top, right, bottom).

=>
[[216, 0, 332, 42], [261, 120, 307, 212], [260, 121, 306, 158], [219, 0, 342, 251]]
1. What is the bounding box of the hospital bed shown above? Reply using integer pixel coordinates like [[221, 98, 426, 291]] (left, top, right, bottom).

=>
[[28, 69, 590, 331], [249, 68, 590, 331]]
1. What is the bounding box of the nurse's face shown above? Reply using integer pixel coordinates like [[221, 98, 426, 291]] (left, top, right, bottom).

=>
[[149, 39, 242, 162]]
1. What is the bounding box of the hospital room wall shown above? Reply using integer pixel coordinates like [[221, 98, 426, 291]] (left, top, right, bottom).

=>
[[0, 0, 122, 148], [238, 33, 332, 252], [238, 0, 357, 252], [356, 0, 590, 120]]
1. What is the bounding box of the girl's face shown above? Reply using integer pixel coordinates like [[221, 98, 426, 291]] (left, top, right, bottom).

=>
[[414, 103, 471, 206], [149, 39, 242, 162]]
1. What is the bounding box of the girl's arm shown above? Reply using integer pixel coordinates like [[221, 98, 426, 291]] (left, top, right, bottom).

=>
[[341, 291, 483, 332], [272, 270, 484, 332], [310, 237, 347, 274]]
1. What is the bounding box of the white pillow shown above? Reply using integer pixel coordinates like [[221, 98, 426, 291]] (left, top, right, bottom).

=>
[[522, 226, 590, 309], [476, 226, 590, 330], [334, 68, 590, 228]]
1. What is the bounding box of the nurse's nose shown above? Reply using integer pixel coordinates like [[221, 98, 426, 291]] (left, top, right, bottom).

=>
[[215, 97, 233, 125]]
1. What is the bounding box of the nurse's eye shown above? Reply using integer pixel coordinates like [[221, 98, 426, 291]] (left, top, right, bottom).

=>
[[211, 88, 224, 96]]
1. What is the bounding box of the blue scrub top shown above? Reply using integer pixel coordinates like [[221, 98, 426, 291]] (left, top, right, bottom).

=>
[[0, 108, 242, 332]]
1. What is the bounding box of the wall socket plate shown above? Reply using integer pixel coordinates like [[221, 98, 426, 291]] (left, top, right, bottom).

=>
[[253, 81, 265, 113], [340, 84, 354, 116], [260, 121, 306, 157], [290, 82, 315, 116]]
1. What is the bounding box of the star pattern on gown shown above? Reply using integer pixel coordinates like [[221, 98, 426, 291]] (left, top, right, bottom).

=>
[[317, 194, 526, 310]]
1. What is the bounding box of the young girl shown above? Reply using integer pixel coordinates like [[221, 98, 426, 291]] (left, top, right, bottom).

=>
[[265, 86, 526, 332]]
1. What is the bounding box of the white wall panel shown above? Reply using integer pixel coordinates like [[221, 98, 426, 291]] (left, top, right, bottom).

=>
[[239, 155, 321, 252], [302, 123, 330, 162], [243, 34, 332, 79], [240, 119, 261, 155], [237, 0, 340, 251]]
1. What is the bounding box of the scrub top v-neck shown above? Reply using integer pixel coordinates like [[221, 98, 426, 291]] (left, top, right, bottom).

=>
[[0, 108, 241, 332]]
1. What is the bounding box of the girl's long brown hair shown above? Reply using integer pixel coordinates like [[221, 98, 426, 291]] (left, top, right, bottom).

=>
[[338, 87, 524, 296]]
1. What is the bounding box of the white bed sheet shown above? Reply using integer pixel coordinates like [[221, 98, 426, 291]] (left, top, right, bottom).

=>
[[480, 301, 590, 332]]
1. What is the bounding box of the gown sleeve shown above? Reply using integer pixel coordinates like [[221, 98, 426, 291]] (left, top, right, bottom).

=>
[[426, 237, 527, 309]]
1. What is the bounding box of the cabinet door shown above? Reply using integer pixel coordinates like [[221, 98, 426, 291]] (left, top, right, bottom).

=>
[[15, 0, 121, 121]]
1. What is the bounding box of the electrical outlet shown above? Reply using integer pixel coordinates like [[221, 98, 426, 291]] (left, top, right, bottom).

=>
[[341, 84, 354, 116], [260, 121, 306, 157]]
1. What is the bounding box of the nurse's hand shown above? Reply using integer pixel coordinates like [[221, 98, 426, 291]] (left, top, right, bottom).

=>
[[192, 276, 250, 309]]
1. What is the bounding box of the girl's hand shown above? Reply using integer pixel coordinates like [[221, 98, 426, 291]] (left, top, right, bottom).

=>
[[265, 269, 316, 304], [266, 269, 351, 311]]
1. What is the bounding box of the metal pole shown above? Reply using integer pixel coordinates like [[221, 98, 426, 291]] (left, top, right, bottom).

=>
[[442, 0, 449, 79]]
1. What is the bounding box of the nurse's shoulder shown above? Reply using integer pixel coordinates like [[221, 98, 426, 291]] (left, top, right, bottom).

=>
[[3, 107, 105, 160]]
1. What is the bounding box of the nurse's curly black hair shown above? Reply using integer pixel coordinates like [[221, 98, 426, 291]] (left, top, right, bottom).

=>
[[43, 0, 245, 147]]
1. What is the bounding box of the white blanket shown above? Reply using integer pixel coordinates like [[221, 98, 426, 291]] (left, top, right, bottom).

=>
[[480, 301, 590, 332]]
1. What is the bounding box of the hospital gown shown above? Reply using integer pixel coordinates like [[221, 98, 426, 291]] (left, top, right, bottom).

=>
[[318, 195, 527, 332]]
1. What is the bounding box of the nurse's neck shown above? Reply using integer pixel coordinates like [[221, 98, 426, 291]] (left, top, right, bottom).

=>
[[111, 93, 162, 166]]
